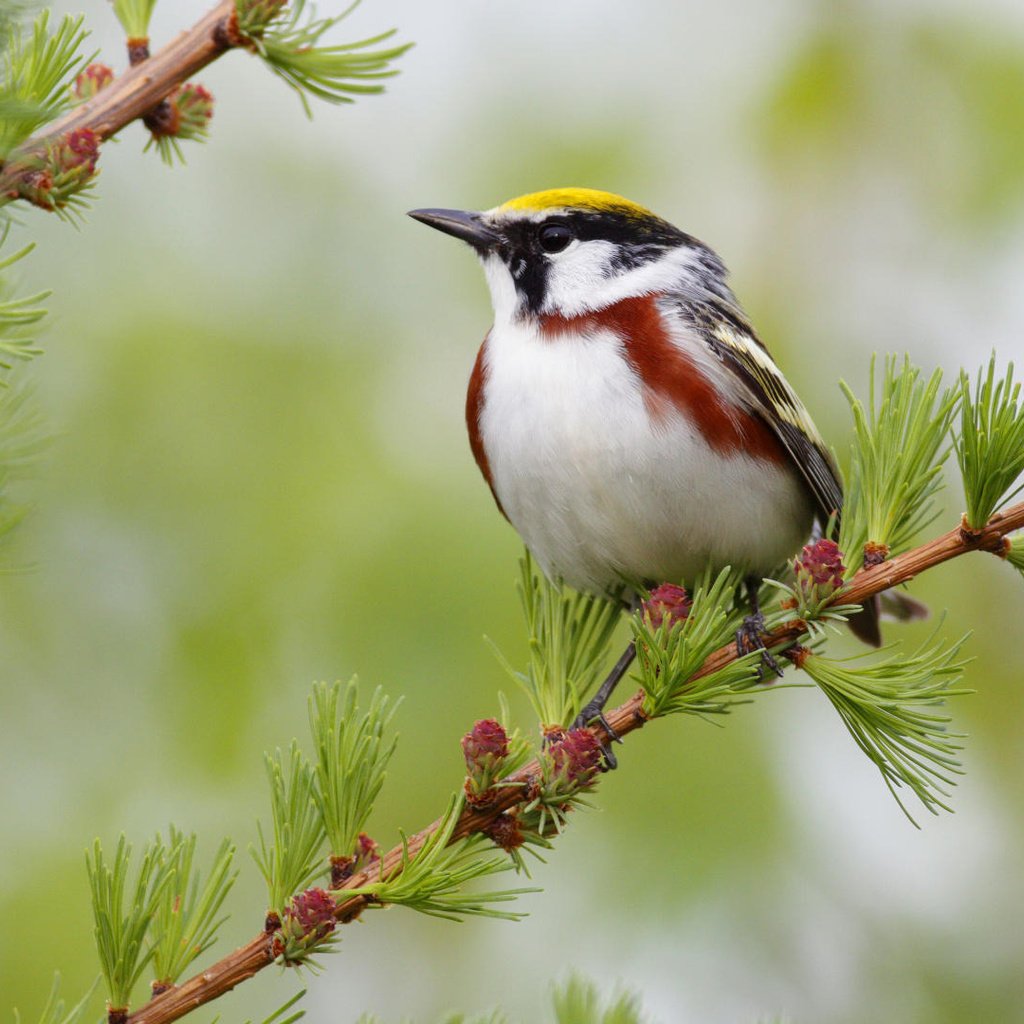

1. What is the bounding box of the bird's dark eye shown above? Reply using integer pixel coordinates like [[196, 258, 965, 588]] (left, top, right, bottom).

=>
[[538, 222, 574, 254]]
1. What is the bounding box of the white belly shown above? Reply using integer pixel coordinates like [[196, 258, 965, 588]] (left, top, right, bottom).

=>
[[478, 321, 814, 595]]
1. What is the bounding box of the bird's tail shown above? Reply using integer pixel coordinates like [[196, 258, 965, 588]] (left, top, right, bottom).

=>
[[847, 589, 929, 646], [848, 598, 882, 646]]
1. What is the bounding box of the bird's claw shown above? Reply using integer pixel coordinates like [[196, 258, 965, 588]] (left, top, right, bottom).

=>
[[735, 612, 784, 680]]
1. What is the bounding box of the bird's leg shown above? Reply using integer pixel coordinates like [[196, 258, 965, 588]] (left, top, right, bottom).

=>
[[571, 641, 636, 770], [735, 575, 784, 679]]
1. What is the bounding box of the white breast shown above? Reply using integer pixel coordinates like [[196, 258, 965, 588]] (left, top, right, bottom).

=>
[[477, 319, 814, 595]]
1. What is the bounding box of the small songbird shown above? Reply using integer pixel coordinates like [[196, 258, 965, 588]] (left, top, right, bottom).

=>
[[409, 188, 879, 719]]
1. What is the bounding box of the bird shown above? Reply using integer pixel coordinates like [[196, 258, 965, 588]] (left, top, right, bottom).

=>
[[409, 187, 880, 733]]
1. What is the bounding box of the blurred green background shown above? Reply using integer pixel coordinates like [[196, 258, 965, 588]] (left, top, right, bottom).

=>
[[3, 1, 1024, 1022]]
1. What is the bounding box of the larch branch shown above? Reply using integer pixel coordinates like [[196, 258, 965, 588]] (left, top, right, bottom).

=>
[[0, 1, 238, 197], [126, 498, 1024, 1024]]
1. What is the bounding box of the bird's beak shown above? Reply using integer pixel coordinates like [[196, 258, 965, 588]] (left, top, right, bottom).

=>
[[407, 208, 501, 250]]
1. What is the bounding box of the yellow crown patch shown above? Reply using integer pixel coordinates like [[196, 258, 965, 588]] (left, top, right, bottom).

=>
[[498, 188, 654, 219]]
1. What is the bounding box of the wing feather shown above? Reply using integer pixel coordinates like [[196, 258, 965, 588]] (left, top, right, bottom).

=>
[[690, 300, 844, 529]]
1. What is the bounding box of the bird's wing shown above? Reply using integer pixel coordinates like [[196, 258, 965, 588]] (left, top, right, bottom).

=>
[[671, 298, 881, 643], [692, 300, 845, 530]]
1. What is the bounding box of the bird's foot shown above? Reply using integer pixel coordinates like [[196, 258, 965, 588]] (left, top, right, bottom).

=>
[[735, 611, 784, 680], [572, 700, 623, 771]]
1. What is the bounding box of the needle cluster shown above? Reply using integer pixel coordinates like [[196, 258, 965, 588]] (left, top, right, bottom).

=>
[[11, 975, 97, 1024], [252, 741, 327, 914], [1008, 535, 1024, 578], [85, 831, 238, 1012], [840, 355, 959, 571], [492, 552, 622, 729], [347, 796, 535, 923], [632, 568, 762, 719], [307, 680, 398, 881], [799, 633, 971, 823], [955, 355, 1024, 529], [86, 836, 177, 1011], [108, 0, 158, 42], [0, 231, 47, 544], [253, 1, 412, 117], [150, 830, 237, 991], [0, 11, 89, 160]]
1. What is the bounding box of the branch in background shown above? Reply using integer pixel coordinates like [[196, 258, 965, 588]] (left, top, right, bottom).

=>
[[122, 496, 1024, 1024], [0, 0, 410, 202]]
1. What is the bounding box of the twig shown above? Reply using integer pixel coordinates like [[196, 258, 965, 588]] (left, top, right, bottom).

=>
[[126, 498, 1024, 1024], [0, 1, 239, 196]]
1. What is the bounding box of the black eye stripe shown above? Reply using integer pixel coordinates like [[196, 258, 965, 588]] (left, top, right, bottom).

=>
[[491, 210, 704, 316]]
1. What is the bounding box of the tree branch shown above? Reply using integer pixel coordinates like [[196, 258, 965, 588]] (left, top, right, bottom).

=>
[[0, 1, 238, 196], [126, 498, 1024, 1024]]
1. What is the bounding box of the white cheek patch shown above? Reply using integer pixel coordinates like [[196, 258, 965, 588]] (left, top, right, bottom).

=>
[[540, 240, 617, 317], [542, 244, 707, 317]]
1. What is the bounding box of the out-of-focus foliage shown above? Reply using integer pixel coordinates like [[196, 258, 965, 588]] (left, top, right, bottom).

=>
[[356, 975, 647, 1024], [11, 974, 97, 1024], [758, 14, 1024, 226]]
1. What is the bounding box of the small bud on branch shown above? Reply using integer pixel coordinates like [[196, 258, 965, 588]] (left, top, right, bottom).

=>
[[642, 583, 692, 629], [73, 64, 115, 101], [547, 728, 602, 787], [462, 717, 511, 806]]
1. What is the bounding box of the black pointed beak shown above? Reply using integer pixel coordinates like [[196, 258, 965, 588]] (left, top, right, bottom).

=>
[[407, 208, 501, 250]]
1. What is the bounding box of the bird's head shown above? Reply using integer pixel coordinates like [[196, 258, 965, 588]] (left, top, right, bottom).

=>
[[409, 187, 730, 323]]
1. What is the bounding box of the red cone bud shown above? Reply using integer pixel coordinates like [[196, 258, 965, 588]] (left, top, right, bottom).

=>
[[285, 887, 336, 936], [462, 718, 509, 773], [794, 538, 846, 594], [353, 831, 379, 874], [61, 128, 100, 174], [356, 832, 378, 861], [643, 583, 692, 629], [549, 727, 602, 784]]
